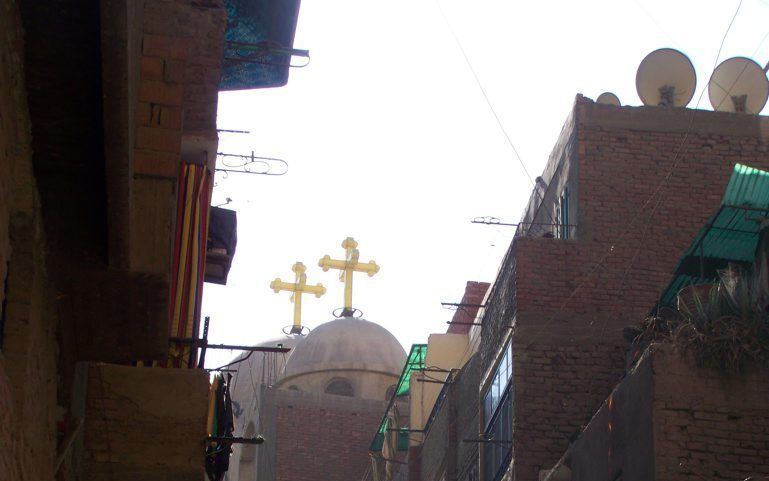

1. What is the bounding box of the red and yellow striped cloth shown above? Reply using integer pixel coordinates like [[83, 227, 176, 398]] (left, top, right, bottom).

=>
[[168, 163, 212, 368]]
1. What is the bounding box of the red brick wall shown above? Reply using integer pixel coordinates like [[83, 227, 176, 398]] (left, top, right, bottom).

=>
[[653, 348, 769, 481], [514, 100, 769, 339], [135, 0, 226, 178], [497, 99, 769, 481], [510, 341, 626, 481], [274, 396, 386, 481], [0, 1, 226, 479], [448, 281, 490, 335], [554, 346, 769, 481]]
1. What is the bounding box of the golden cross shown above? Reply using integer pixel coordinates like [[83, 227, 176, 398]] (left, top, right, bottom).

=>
[[318, 237, 379, 315], [270, 262, 326, 334]]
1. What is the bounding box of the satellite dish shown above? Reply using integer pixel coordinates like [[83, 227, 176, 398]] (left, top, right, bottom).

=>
[[596, 92, 621, 106], [636, 48, 696, 107], [708, 57, 769, 114]]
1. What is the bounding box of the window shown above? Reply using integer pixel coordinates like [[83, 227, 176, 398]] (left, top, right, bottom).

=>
[[325, 378, 354, 397], [482, 341, 513, 481], [556, 187, 571, 239]]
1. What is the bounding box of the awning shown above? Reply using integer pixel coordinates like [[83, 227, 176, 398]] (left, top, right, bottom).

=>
[[205, 207, 237, 285], [369, 344, 427, 452], [658, 163, 769, 306], [220, 0, 303, 90]]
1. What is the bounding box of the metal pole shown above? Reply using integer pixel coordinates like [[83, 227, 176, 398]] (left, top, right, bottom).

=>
[[169, 337, 291, 353], [198, 316, 210, 369]]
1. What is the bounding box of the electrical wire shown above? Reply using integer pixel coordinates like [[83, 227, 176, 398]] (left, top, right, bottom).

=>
[[434, 0, 560, 231], [246, 353, 279, 481], [712, 24, 769, 112], [209, 350, 254, 372], [519, 0, 747, 351]]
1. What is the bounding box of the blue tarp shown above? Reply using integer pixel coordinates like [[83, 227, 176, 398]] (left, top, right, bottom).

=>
[[221, 0, 302, 90]]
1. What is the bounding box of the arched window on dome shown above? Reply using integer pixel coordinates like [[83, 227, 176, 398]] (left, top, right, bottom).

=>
[[238, 422, 256, 481], [324, 378, 354, 397], [385, 384, 396, 400]]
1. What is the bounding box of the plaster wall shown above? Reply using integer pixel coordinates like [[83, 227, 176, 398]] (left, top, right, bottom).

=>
[[410, 333, 471, 438]]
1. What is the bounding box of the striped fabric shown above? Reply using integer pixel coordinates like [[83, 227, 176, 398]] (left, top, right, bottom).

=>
[[168, 163, 212, 368]]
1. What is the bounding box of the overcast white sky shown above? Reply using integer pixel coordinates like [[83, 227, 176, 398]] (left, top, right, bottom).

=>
[[202, 0, 769, 368]]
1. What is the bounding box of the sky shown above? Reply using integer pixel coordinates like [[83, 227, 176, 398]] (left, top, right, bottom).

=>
[[202, 0, 769, 368]]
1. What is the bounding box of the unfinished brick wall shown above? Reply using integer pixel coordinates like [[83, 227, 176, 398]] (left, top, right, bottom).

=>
[[552, 345, 769, 481], [478, 99, 769, 481], [448, 282, 490, 335], [653, 348, 769, 481], [0, 1, 227, 479], [510, 341, 626, 481], [272, 391, 388, 481], [513, 99, 769, 338], [0, 1, 58, 480], [135, 0, 225, 179], [82, 363, 210, 481], [132, 0, 226, 282]]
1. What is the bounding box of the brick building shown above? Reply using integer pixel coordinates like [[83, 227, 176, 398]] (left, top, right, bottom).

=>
[[384, 96, 769, 481], [226, 316, 407, 481], [0, 0, 302, 479]]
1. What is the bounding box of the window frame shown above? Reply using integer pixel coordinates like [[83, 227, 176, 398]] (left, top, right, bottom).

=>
[[481, 340, 513, 481], [324, 378, 355, 397]]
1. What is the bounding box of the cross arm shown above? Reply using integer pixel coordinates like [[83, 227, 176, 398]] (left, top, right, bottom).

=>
[[304, 284, 327, 298], [270, 278, 297, 293], [351, 260, 380, 276], [319, 256, 347, 271]]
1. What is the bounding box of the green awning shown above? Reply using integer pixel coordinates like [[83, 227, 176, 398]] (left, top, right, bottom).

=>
[[394, 344, 427, 397], [659, 163, 769, 306], [369, 344, 427, 452]]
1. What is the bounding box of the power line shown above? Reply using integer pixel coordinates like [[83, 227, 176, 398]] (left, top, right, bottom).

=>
[[518, 0, 746, 350], [435, 0, 562, 234], [434, 0, 534, 187]]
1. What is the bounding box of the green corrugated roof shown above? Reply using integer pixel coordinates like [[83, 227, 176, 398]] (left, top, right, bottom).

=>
[[369, 344, 427, 452], [659, 163, 769, 306], [394, 344, 428, 397]]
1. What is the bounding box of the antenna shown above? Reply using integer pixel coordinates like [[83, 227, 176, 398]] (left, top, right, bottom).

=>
[[596, 92, 621, 106], [216, 151, 289, 176], [708, 57, 769, 114], [636, 48, 696, 107]]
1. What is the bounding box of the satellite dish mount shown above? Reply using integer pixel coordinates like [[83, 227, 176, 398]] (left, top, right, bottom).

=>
[[636, 48, 697, 108]]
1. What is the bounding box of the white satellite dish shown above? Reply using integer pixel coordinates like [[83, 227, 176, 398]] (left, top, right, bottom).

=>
[[636, 48, 696, 107], [708, 57, 769, 114], [596, 92, 621, 106]]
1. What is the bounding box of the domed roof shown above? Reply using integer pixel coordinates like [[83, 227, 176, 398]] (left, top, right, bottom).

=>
[[281, 317, 406, 380]]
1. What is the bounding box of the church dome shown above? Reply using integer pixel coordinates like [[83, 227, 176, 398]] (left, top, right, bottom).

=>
[[281, 317, 406, 381], [229, 334, 304, 408]]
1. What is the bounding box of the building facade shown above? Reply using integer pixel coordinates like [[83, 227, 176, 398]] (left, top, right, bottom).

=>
[[227, 315, 407, 481], [389, 96, 769, 481], [0, 0, 302, 479]]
